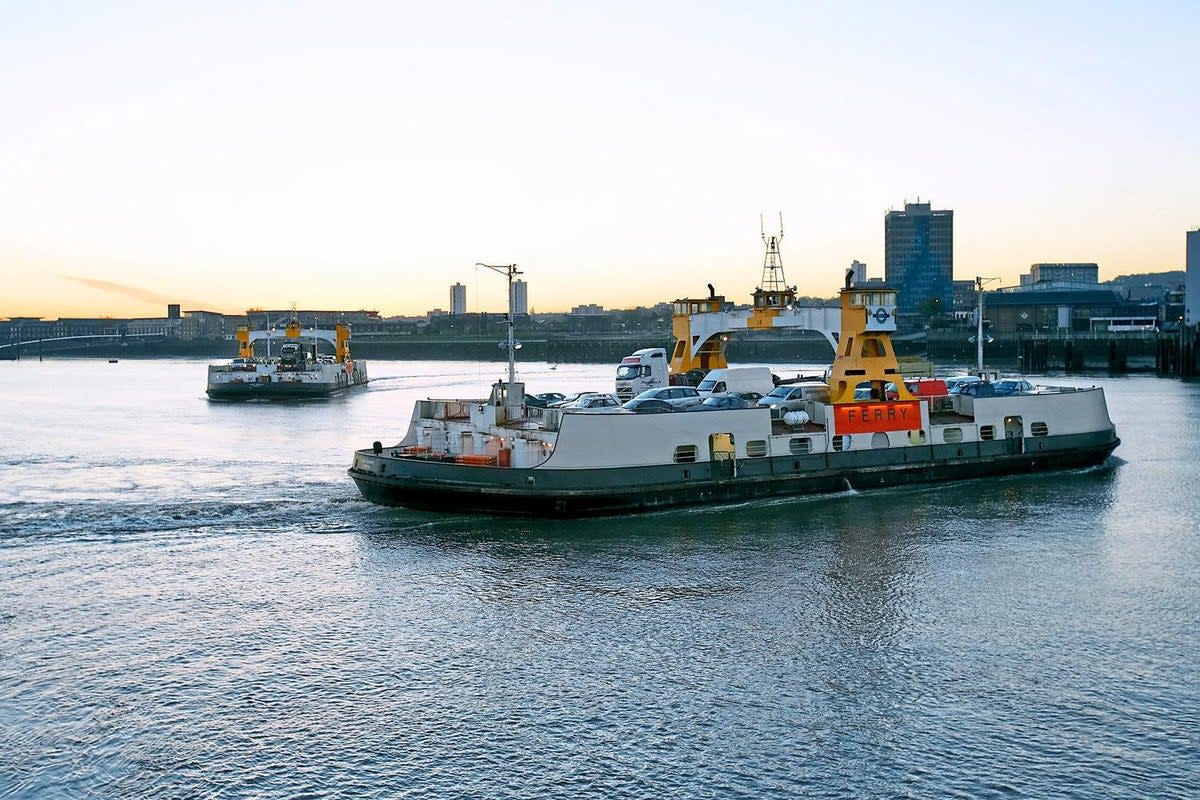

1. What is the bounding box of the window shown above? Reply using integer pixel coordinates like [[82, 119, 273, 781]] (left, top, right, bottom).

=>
[[746, 440, 767, 458], [832, 435, 850, 451], [674, 445, 698, 463], [871, 432, 890, 449], [980, 425, 996, 441], [942, 427, 962, 443], [907, 430, 927, 445], [789, 437, 811, 455], [1031, 422, 1049, 437]]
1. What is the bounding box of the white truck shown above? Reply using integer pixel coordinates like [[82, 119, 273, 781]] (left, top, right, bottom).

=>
[[695, 366, 775, 397], [615, 347, 668, 400]]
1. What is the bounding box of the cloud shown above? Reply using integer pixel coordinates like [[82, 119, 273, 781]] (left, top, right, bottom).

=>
[[61, 275, 215, 310]]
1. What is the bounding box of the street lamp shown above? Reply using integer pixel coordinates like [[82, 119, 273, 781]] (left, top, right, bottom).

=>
[[975, 276, 1000, 373]]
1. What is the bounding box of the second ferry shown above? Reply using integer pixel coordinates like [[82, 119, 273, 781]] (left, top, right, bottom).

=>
[[207, 317, 368, 399]]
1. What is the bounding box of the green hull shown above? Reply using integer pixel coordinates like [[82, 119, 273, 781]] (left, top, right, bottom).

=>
[[349, 432, 1119, 517]]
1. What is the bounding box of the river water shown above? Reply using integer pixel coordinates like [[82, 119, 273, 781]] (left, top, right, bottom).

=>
[[1, 358, 1197, 798]]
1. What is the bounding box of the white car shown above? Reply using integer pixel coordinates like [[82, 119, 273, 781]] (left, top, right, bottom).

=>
[[758, 382, 830, 416], [560, 393, 623, 412], [632, 386, 703, 409]]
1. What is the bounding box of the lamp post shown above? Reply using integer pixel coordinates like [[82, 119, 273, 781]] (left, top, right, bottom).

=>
[[975, 276, 1000, 373], [476, 263, 522, 385]]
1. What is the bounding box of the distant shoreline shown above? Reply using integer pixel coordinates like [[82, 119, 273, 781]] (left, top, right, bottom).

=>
[[0, 332, 1166, 372]]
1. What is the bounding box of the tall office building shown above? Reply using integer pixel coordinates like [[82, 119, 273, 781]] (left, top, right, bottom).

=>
[[1187, 229, 1200, 327], [850, 260, 868, 284], [884, 201, 954, 321], [513, 279, 529, 316], [450, 282, 467, 315]]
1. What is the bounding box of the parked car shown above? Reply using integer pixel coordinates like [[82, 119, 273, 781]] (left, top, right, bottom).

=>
[[621, 397, 677, 414], [758, 383, 830, 416], [955, 381, 997, 398], [549, 391, 602, 408], [946, 376, 983, 394], [690, 393, 760, 411], [632, 386, 703, 409], [993, 378, 1034, 396], [560, 393, 623, 411], [535, 392, 566, 404]]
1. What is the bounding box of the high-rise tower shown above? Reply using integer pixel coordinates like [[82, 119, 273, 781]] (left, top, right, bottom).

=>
[[513, 279, 529, 316], [884, 201, 954, 322], [450, 282, 467, 315], [1187, 229, 1200, 328]]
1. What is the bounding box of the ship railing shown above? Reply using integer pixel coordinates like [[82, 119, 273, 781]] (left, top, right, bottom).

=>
[[500, 404, 563, 431], [1030, 385, 1081, 394], [417, 399, 476, 421]]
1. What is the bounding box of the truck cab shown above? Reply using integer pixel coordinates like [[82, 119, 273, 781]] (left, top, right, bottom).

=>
[[615, 347, 667, 400]]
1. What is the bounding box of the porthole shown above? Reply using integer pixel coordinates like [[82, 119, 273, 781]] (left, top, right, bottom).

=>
[[980, 425, 996, 441], [943, 427, 963, 444], [674, 445, 698, 464], [789, 437, 811, 456], [871, 432, 890, 449], [1031, 422, 1049, 437], [907, 430, 927, 445], [832, 435, 850, 452], [746, 440, 768, 458]]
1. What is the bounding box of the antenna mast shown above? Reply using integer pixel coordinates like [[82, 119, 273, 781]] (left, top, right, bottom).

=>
[[759, 212, 788, 293], [476, 263, 522, 385]]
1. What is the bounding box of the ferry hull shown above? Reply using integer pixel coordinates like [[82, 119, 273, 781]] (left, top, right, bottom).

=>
[[206, 380, 364, 400], [349, 432, 1119, 518]]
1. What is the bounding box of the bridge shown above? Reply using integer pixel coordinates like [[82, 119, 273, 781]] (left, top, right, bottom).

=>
[[0, 332, 169, 358]]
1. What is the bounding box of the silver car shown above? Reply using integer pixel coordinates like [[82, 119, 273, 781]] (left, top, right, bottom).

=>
[[757, 383, 830, 416], [632, 386, 703, 409], [560, 393, 623, 412]]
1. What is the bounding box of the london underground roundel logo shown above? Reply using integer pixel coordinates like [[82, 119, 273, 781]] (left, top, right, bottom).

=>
[[873, 307, 891, 323]]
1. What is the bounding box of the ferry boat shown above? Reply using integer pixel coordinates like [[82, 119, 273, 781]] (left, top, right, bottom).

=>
[[347, 270, 1120, 517], [207, 319, 368, 399]]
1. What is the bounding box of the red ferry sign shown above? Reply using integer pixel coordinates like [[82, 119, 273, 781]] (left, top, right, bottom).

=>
[[834, 401, 922, 434]]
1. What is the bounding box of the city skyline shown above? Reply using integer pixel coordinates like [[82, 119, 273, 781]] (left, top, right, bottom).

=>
[[2, 2, 1197, 319]]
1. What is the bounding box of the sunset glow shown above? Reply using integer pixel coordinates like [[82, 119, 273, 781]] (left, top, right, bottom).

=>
[[2, 1, 1197, 318]]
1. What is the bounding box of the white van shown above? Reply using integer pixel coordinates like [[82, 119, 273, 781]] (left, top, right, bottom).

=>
[[696, 367, 775, 397]]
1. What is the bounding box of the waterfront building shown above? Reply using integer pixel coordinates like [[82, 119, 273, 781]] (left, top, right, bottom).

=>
[[952, 280, 977, 313], [1187, 229, 1200, 327], [1030, 263, 1100, 285], [450, 283, 467, 315], [513, 279, 528, 316], [984, 287, 1152, 334], [884, 201, 954, 322]]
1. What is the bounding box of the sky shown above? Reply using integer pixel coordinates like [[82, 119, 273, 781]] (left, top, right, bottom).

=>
[[2, 1, 1197, 319]]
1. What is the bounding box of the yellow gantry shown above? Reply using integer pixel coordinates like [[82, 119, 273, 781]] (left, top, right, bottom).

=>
[[826, 285, 915, 404], [335, 323, 351, 363], [232, 321, 353, 362], [235, 325, 252, 359]]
